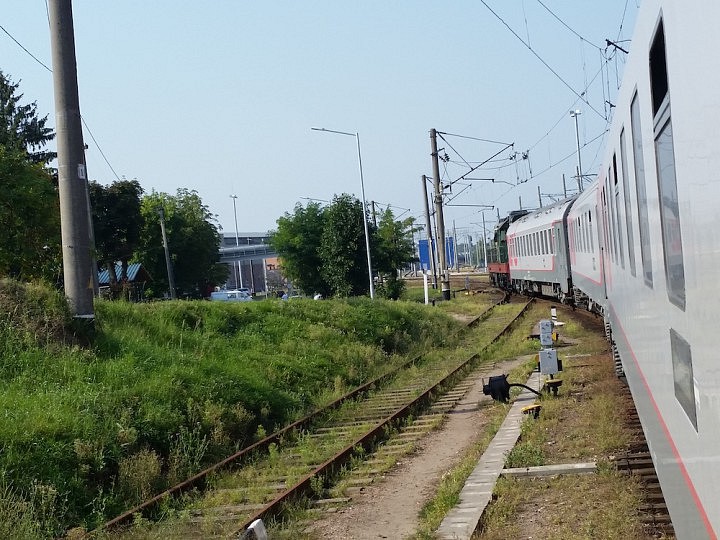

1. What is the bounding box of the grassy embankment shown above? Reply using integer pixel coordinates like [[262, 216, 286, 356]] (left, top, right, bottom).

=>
[[0, 278, 463, 537]]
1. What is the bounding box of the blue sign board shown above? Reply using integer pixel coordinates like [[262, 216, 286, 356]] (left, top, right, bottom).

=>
[[418, 238, 455, 271]]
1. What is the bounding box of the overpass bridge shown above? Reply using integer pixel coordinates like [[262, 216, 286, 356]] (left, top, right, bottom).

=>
[[219, 243, 277, 263]]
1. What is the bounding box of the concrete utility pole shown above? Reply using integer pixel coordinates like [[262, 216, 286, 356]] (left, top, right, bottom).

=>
[[371, 200, 378, 227], [430, 129, 451, 300], [421, 175, 438, 289], [453, 220, 459, 272], [482, 212, 488, 270], [562, 173, 568, 198], [157, 207, 177, 299], [570, 109, 584, 193], [49, 0, 94, 318], [538, 186, 543, 208]]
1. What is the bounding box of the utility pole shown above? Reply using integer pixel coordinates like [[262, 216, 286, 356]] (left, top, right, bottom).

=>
[[538, 186, 543, 208], [562, 174, 568, 198], [49, 0, 94, 318], [453, 220, 459, 272], [430, 129, 450, 300], [421, 175, 438, 289], [519, 196, 523, 210], [570, 110, 584, 192], [157, 207, 176, 299], [371, 200, 378, 227], [482, 212, 488, 271]]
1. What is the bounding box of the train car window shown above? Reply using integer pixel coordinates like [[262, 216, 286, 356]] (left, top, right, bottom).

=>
[[650, 20, 668, 116], [613, 154, 625, 269], [550, 228, 555, 254], [620, 129, 637, 277], [655, 118, 685, 309], [588, 210, 594, 252], [630, 93, 653, 287], [670, 329, 697, 431], [651, 20, 685, 310], [607, 172, 617, 263], [543, 230, 549, 255]]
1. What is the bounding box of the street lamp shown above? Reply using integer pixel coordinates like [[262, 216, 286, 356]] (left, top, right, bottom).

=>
[[570, 110, 583, 192], [230, 195, 242, 289], [311, 127, 375, 299]]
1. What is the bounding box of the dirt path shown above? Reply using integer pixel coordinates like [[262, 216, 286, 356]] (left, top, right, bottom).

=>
[[306, 357, 528, 540]]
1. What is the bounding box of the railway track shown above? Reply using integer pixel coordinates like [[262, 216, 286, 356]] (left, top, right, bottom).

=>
[[100, 295, 532, 539], [613, 414, 675, 538]]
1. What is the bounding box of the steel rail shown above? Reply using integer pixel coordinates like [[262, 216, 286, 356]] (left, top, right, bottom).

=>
[[96, 293, 507, 534], [231, 297, 534, 536]]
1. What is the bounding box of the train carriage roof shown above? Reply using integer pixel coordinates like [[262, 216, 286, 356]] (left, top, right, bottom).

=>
[[507, 196, 577, 236]]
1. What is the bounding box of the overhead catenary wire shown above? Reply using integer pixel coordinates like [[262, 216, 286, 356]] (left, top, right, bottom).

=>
[[535, 0, 603, 50], [478, 0, 607, 120]]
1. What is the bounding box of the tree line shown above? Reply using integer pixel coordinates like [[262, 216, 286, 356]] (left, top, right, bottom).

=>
[[1, 70, 417, 299]]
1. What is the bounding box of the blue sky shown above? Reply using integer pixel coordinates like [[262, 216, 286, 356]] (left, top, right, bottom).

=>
[[2, 1, 636, 241]]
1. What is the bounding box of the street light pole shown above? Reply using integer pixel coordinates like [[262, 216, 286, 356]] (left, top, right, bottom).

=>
[[570, 110, 583, 192], [230, 195, 242, 289], [311, 127, 375, 299]]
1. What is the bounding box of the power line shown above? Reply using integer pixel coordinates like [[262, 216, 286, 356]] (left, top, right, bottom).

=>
[[535, 0, 603, 50], [81, 117, 121, 182], [1, 20, 121, 182], [478, 0, 606, 120], [524, 129, 608, 181], [437, 131, 511, 146], [0, 23, 52, 72]]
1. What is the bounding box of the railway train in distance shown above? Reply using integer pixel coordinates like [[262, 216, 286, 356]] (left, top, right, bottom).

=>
[[490, 1, 720, 537]]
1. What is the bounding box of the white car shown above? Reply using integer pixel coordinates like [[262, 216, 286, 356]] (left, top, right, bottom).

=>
[[210, 290, 252, 302]]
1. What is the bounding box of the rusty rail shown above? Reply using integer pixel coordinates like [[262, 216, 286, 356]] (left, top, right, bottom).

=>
[[97, 294, 508, 534]]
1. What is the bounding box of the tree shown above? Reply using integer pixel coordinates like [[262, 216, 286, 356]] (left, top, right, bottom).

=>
[[272, 195, 417, 299], [319, 194, 371, 297], [373, 209, 418, 299], [0, 71, 55, 164], [89, 179, 144, 292], [136, 189, 227, 299], [0, 146, 61, 280], [270, 202, 329, 296]]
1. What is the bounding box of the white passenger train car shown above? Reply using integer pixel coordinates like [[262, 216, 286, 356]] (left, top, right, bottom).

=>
[[582, 0, 720, 537], [507, 198, 575, 302], [566, 183, 605, 313]]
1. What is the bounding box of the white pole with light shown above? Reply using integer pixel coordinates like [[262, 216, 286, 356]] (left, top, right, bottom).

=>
[[311, 127, 375, 299]]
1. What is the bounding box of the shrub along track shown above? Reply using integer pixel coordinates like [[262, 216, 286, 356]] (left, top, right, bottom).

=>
[[97, 295, 533, 539]]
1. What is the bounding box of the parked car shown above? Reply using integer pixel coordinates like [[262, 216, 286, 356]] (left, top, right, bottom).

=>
[[210, 290, 252, 302]]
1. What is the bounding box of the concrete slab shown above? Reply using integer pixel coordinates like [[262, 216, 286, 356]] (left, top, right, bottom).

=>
[[435, 372, 541, 540]]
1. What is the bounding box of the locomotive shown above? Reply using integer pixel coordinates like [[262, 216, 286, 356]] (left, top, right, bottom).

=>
[[499, 1, 720, 537]]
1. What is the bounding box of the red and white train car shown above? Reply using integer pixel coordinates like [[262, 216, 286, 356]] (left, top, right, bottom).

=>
[[507, 198, 575, 302]]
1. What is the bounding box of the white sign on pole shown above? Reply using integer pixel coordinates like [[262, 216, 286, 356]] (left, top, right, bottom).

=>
[[539, 348, 559, 375], [539, 319, 553, 347]]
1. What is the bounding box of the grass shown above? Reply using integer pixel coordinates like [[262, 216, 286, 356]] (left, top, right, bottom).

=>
[[0, 279, 465, 536]]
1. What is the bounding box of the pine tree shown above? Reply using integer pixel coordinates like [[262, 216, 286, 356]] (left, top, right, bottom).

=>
[[0, 71, 55, 164]]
